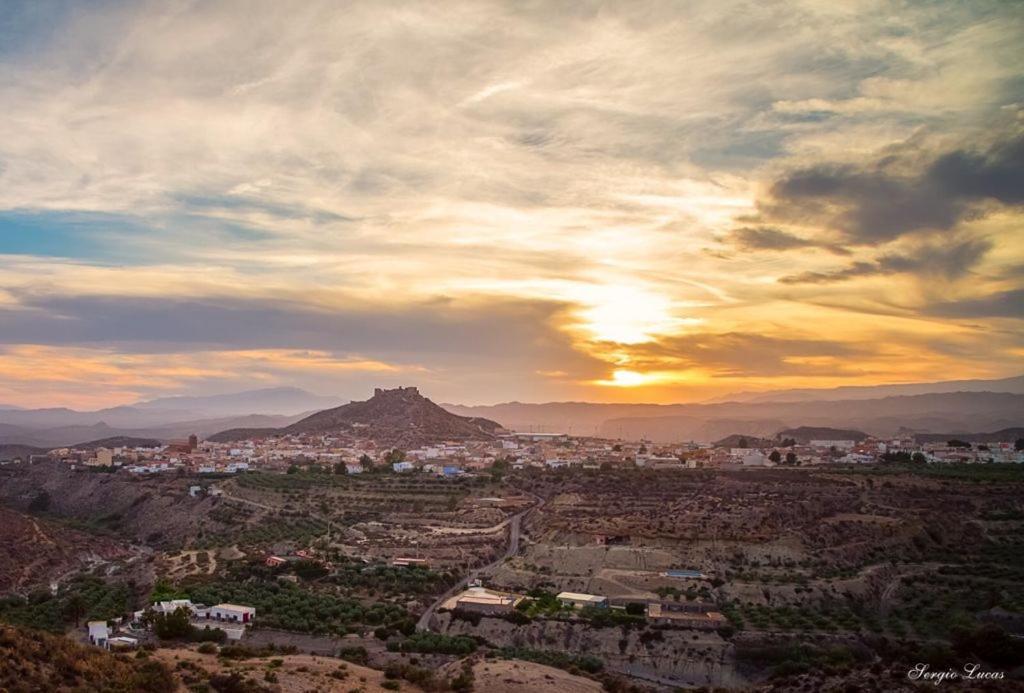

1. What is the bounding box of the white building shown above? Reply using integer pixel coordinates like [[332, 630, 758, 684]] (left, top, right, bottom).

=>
[[208, 603, 256, 624], [810, 440, 855, 450], [557, 591, 608, 609], [87, 621, 110, 648]]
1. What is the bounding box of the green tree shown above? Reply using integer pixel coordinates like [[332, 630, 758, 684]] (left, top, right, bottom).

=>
[[62, 593, 87, 626], [149, 607, 193, 640], [768, 450, 781, 463], [785, 452, 798, 465]]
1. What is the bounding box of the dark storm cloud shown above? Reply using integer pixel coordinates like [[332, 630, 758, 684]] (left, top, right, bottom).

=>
[[778, 236, 992, 284], [925, 288, 1024, 319], [726, 226, 850, 254], [763, 131, 1024, 243], [0, 292, 598, 372]]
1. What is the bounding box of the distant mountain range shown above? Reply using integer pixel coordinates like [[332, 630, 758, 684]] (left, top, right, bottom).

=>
[[913, 428, 1024, 444], [133, 387, 343, 416], [0, 387, 342, 447], [446, 390, 1024, 443], [0, 413, 306, 448], [700, 374, 1024, 404], [1, 376, 1021, 448]]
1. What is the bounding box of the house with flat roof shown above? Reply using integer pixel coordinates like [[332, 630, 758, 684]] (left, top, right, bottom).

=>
[[87, 621, 110, 648], [647, 602, 727, 628], [454, 587, 519, 615], [208, 604, 256, 623], [557, 591, 608, 608]]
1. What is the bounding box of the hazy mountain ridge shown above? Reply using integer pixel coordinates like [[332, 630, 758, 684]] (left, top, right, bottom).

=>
[[134, 386, 344, 415], [0, 413, 305, 448], [2, 379, 1021, 448], [913, 427, 1024, 444], [700, 374, 1024, 404], [776, 427, 870, 444], [0, 387, 340, 430], [448, 391, 1023, 443]]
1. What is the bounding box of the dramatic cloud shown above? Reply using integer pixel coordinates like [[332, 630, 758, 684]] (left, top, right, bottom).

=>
[[0, 1, 1021, 405], [617, 332, 869, 378], [760, 131, 1024, 244], [779, 236, 992, 284], [725, 226, 850, 254], [926, 289, 1024, 319]]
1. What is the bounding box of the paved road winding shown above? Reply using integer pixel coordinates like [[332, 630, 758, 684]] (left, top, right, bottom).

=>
[[416, 499, 537, 632]]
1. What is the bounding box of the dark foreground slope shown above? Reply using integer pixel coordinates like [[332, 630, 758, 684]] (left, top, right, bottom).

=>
[[0, 624, 175, 692]]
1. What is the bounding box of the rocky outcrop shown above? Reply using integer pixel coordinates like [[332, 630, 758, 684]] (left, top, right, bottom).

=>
[[433, 612, 747, 688]]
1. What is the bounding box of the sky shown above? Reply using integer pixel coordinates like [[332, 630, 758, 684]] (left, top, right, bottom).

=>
[[0, 0, 1022, 409]]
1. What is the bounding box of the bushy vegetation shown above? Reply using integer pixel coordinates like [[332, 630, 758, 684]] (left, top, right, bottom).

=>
[[0, 624, 175, 692], [887, 570, 1024, 637], [951, 623, 1024, 667], [735, 641, 872, 678], [146, 607, 227, 643], [840, 462, 1024, 483], [514, 589, 573, 618], [0, 576, 132, 632], [195, 515, 328, 549], [149, 577, 188, 603], [386, 632, 477, 655], [498, 646, 604, 674], [383, 661, 448, 691], [579, 605, 645, 628], [325, 559, 451, 595], [724, 602, 875, 634], [186, 579, 408, 635], [216, 642, 297, 660]]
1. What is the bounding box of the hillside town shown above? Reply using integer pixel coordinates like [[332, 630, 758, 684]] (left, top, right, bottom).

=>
[[23, 427, 1024, 478]]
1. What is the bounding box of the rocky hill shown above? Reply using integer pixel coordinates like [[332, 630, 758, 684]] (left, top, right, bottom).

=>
[[283, 387, 504, 446], [713, 434, 776, 449]]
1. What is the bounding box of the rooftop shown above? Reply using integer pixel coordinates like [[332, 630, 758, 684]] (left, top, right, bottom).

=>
[[556, 591, 607, 603]]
